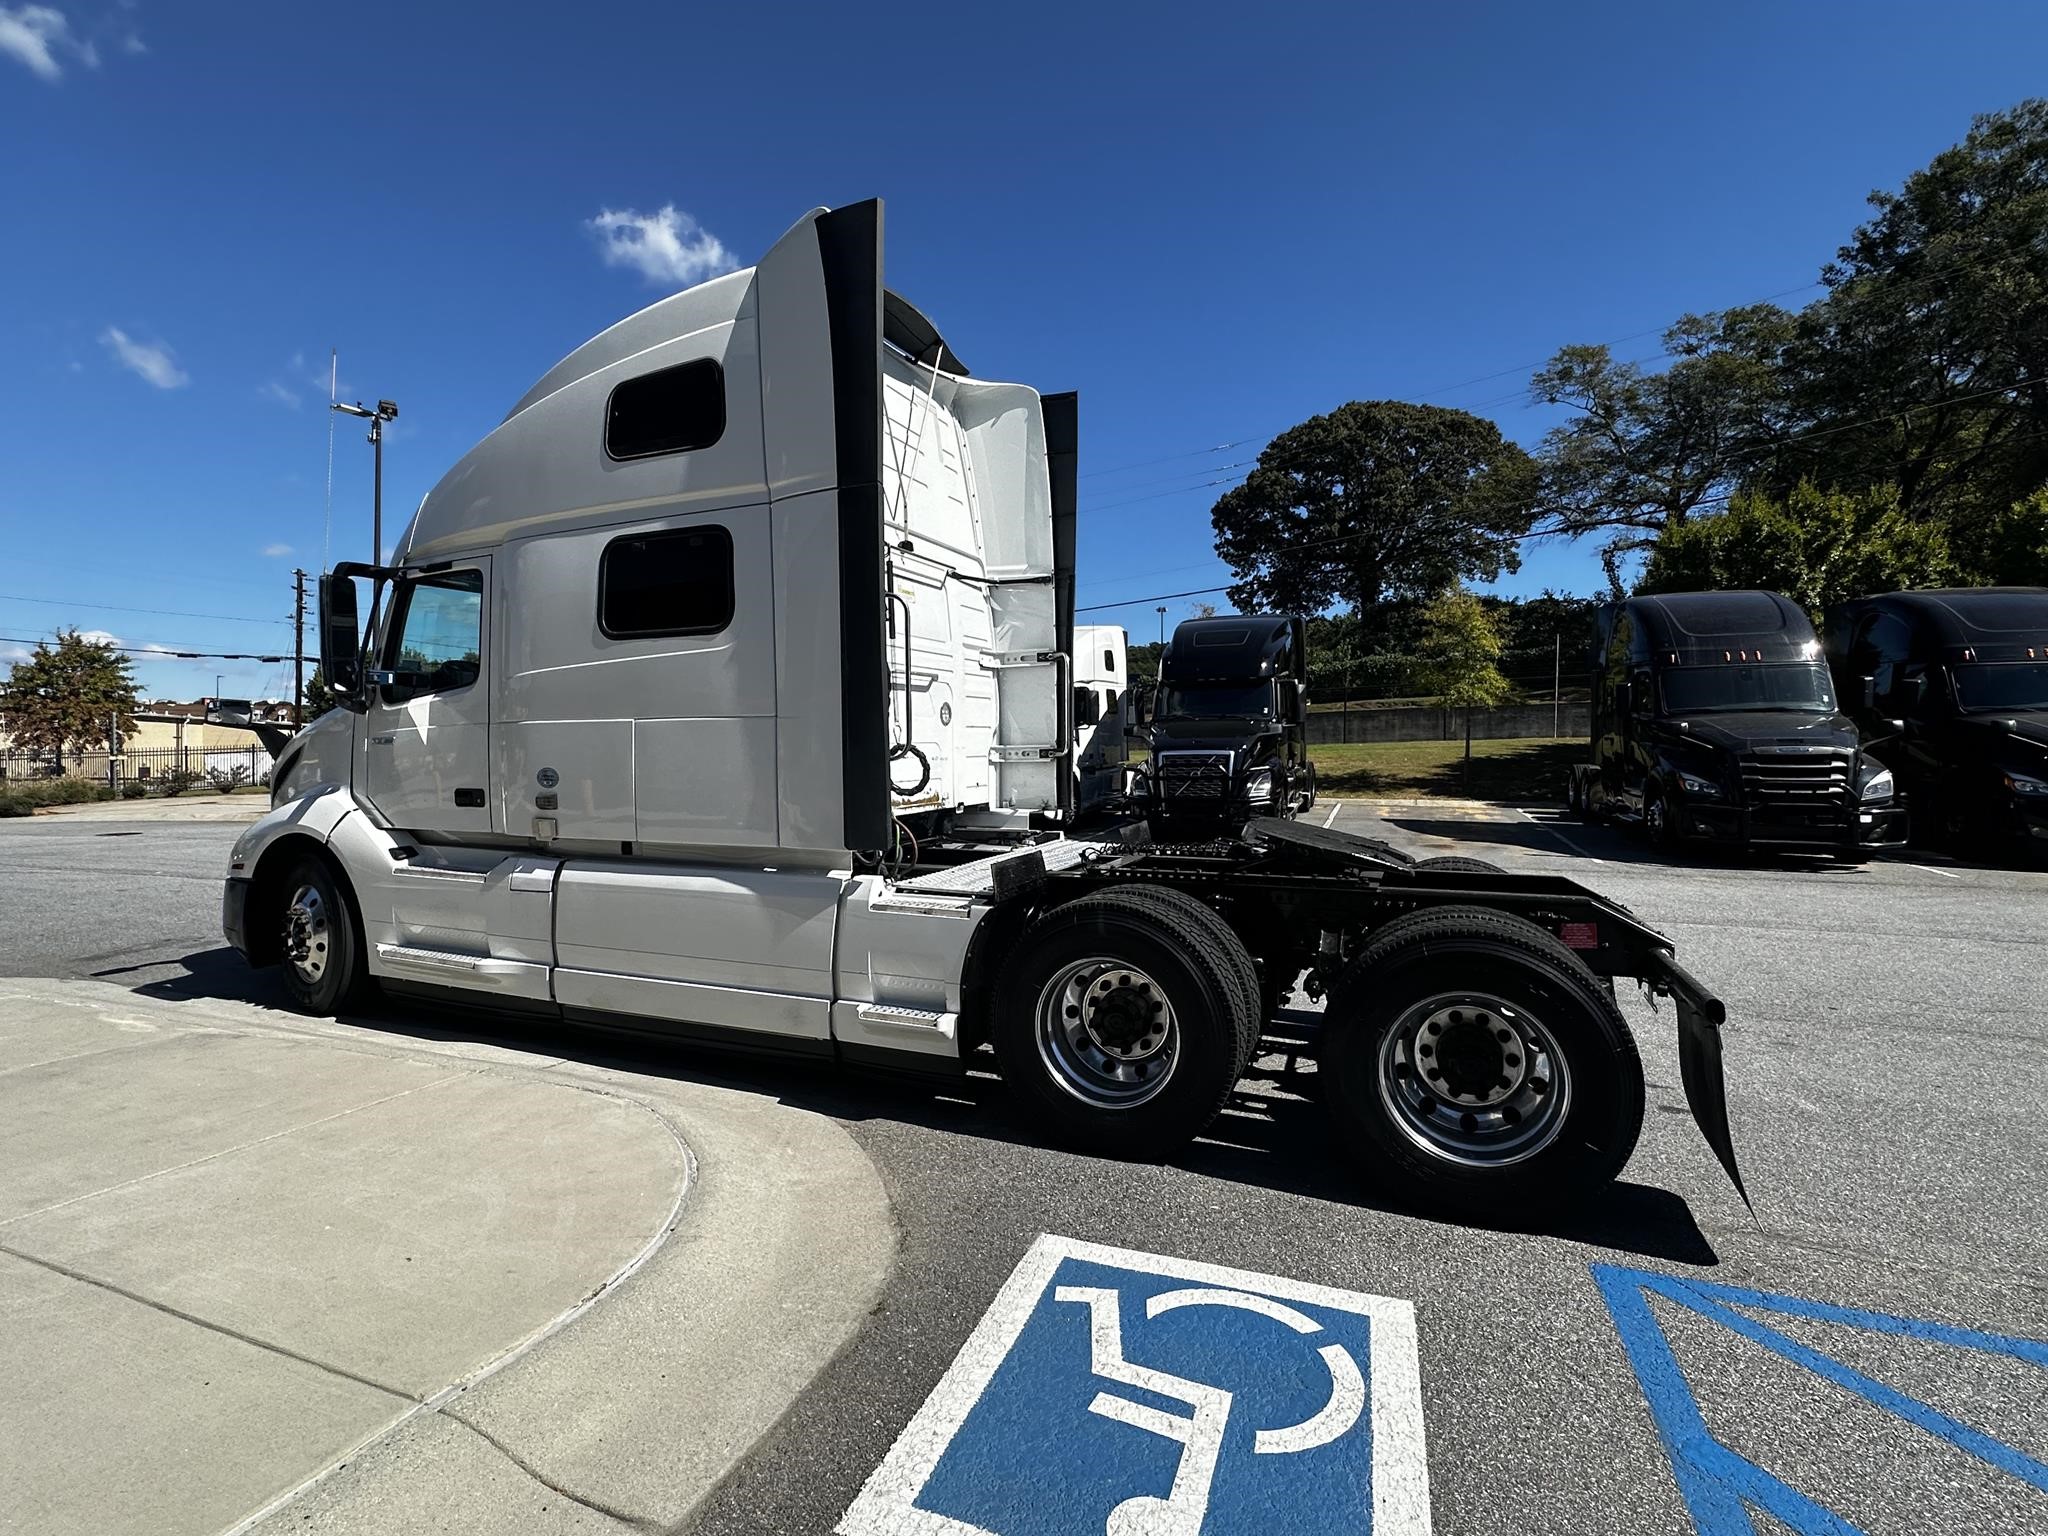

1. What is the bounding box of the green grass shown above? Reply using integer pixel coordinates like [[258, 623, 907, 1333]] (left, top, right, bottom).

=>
[[1311, 738, 1580, 801]]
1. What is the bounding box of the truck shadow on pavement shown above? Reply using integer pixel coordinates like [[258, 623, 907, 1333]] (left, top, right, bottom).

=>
[[1385, 814, 1881, 876], [124, 948, 1720, 1270]]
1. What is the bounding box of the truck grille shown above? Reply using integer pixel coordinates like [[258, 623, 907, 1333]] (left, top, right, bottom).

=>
[[1158, 750, 1232, 802], [1739, 748, 1853, 808]]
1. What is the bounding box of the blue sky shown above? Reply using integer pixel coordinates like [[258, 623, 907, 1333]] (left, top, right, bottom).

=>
[[3, 0, 2043, 701]]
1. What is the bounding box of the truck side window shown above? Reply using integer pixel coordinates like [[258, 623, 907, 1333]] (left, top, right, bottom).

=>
[[1103, 687, 1120, 716], [1630, 668, 1654, 716], [1074, 687, 1101, 728], [386, 571, 483, 695], [599, 525, 736, 639], [604, 358, 726, 461]]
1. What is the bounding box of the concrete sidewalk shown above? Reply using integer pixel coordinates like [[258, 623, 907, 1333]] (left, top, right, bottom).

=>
[[0, 980, 895, 1535], [25, 795, 269, 823]]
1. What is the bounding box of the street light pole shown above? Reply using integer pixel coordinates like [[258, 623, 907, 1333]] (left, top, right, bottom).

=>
[[1156, 606, 1166, 646], [332, 398, 399, 563]]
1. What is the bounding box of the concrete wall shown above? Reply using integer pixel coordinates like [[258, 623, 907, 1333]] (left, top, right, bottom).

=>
[[1307, 702, 1590, 745]]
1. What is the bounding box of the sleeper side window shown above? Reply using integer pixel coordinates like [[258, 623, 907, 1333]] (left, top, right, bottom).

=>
[[605, 358, 726, 461], [385, 570, 483, 696], [599, 525, 736, 639]]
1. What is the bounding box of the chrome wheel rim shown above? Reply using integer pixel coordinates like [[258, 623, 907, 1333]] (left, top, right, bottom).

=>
[[282, 883, 332, 987], [1646, 796, 1667, 840], [1035, 957, 1180, 1108], [1376, 991, 1571, 1166]]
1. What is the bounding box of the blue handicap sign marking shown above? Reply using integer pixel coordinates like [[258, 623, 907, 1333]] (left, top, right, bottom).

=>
[[839, 1235, 1431, 1536], [1594, 1263, 2048, 1536]]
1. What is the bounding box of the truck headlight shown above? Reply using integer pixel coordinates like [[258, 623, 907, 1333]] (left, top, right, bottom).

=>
[[1246, 767, 1275, 802], [1677, 771, 1720, 798], [2003, 769, 2048, 797], [1857, 763, 1895, 803]]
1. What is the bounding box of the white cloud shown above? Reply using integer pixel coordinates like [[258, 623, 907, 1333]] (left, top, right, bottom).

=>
[[120, 30, 142, 53], [0, 643, 31, 667], [134, 643, 181, 662], [259, 379, 300, 409], [586, 204, 736, 288], [261, 542, 293, 557], [101, 326, 188, 389], [77, 628, 121, 647], [0, 5, 96, 80]]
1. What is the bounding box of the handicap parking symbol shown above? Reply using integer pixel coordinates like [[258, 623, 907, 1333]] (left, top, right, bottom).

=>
[[838, 1234, 1431, 1536]]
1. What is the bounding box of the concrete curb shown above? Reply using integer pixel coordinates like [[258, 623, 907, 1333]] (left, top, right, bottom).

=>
[[24, 797, 268, 822], [0, 980, 896, 1536]]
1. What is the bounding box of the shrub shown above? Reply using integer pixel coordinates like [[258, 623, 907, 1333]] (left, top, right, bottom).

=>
[[206, 763, 252, 794], [154, 768, 203, 798], [120, 781, 149, 799], [0, 778, 115, 812]]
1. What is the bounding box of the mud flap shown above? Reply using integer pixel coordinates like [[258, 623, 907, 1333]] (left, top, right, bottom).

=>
[[1653, 950, 1753, 1216]]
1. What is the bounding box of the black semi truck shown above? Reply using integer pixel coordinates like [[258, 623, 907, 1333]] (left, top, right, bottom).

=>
[[1138, 614, 1315, 828], [1567, 590, 1906, 855], [1824, 586, 2048, 856]]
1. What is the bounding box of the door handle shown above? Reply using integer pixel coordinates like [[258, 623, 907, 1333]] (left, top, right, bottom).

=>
[[368, 735, 395, 746], [453, 787, 485, 808]]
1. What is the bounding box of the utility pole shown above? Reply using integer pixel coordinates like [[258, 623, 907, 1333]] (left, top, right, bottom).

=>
[[1553, 633, 1561, 740], [1156, 606, 1166, 647], [333, 399, 399, 562], [107, 712, 119, 795], [292, 568, 309, 728]]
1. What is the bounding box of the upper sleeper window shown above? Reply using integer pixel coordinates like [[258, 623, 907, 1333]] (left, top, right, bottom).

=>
[[600, 525, 736, 639], [605, 358, 726, 461]]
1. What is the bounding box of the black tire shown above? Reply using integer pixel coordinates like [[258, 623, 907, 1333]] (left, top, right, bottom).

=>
[[1566, 772, 1585, 817], [992, 888, 1259, 1157], [1079, 884, 1263, 1059], [1411, 855, 1505, 876], [1644, 787, 1680, 852], [1321, 905, 1644, 1220], [275, 855, 369, 1015]]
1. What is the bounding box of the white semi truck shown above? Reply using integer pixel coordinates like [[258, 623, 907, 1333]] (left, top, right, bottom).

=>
[[224, 201, 1746, 1218]]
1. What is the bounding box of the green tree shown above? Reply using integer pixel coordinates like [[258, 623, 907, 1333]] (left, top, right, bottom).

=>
[[0, 630, 141, 764], [1415, 587, 1517, 710], [1778, 100, 2048, 521], [1530, 304, 1797, 593], [1211, 401, 1539, 615], [303, 668, 337, 719], [1637, 482, 1957, 613]]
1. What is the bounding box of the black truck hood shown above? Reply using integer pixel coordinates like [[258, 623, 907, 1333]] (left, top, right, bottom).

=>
[[1149, 719, 1278, 753], [1949, 711, 2048, 761], [1662, 712, 1859, 755]]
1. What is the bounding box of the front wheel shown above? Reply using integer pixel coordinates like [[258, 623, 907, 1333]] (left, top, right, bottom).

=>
[[1643, 788, 1680, 852], [1321, 906, 1644, 1219], [276, 856, 369, 1015], [992, 888, 1259, 1158]]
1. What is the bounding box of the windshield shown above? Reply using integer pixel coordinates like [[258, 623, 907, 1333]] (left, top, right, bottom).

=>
[[1659, 664, 1835, 714], [1158, 681, 1275, 721], [1950, 662, 2048, 713]]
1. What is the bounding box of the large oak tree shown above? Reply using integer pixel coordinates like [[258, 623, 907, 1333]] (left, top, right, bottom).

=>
[[1210, 401, 1539, 616]]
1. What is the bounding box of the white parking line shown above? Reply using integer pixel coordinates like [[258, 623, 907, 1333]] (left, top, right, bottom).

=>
[[1516, 807, 1605, 863], [1323, 802, 1343, 829], [1899, 862, 1964, 880]]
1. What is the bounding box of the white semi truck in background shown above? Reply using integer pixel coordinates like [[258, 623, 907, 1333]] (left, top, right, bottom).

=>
[[224, 200, 1747, 1217]]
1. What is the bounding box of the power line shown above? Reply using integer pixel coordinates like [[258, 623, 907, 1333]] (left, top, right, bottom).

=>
[[0, 594, 293, 627], [0, 634, 292, 663]]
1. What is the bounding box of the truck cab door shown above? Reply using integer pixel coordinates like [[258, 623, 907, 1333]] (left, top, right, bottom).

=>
[[1621, 668, 1655, 808], [361, 560, 493, 837]]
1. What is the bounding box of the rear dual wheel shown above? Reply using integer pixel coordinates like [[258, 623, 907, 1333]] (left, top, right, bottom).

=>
[[992, 886, 1260, 1158], [1321, 905, 1643, 1219]]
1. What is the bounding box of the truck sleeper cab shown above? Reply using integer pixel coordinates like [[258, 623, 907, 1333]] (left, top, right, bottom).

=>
[[1142, 614, 1314, 829], [226, 201, 1750, 1222], [1569, 590, 1906, 856], [1825, 586, 2048, 857]]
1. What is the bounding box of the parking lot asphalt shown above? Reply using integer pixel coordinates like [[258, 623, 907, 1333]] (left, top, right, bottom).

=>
[[2, 806, 2044, 1535]]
